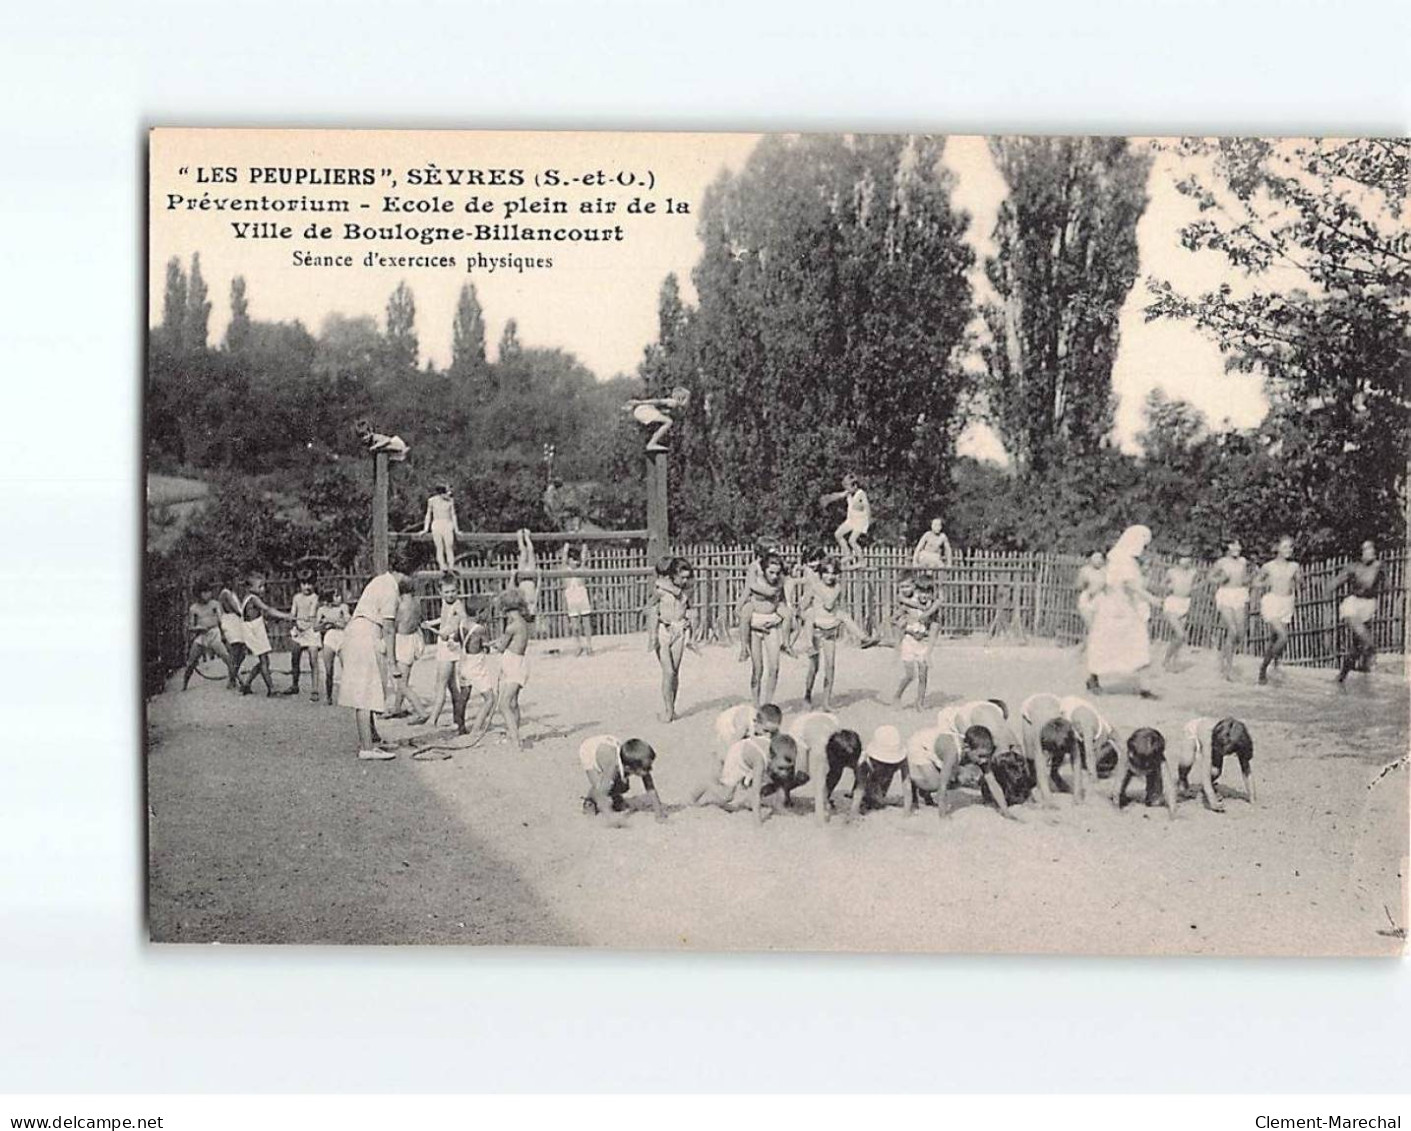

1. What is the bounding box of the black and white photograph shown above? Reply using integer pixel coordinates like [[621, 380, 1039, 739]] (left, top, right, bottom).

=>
[[143, 128, 1408, 955]]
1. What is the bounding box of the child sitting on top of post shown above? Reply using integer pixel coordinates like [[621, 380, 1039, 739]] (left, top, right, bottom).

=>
[[624, 386, 690, 452], [354, 419, 409, 461]]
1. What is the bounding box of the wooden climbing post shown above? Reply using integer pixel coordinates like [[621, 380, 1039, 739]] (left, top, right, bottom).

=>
[[646, 449, 669, 563], [372, 451, 390, 573]]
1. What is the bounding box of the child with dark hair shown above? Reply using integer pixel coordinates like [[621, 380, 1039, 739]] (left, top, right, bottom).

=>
[[562, 543, 595, 656], [888, 572, 941, 710], [579, 735, 667, 822], [422, 573, 467, 728], [286, 571, 322, 699], [801, 556, 876, 709], [747, 555, 789, 707], [815, 728, 864, 823], [930, 724, 1035, 820], [1179, 716, 1256, 809], [1112, 727, 1177, 817], [182, 582, 232, 690], [648, 557, 694, 723]]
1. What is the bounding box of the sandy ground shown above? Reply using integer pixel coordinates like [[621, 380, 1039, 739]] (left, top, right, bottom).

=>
[[147, 634, 1409, 955]]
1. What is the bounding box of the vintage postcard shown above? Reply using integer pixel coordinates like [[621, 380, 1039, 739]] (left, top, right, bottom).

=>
[[145, 128, 1408, 952]]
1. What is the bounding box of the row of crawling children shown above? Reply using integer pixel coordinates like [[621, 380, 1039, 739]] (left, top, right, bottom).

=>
[[577, 696, 1256, 826]]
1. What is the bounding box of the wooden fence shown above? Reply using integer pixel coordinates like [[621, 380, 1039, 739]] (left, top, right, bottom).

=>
[[150, 545, 1407, 679]]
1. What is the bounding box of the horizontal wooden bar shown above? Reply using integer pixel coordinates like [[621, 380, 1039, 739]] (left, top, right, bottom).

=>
[[393, 529, 649, 545]]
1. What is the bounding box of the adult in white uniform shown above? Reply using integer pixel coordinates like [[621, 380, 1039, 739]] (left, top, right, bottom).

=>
[[339, 568, 408, 760], [1085, 524, 1160, 698]]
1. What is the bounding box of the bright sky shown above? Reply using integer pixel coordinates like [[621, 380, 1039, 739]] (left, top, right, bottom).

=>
[[150, 131, 1270, 461]]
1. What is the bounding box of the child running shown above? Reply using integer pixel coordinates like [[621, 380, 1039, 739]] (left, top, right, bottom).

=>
[[1179, 716, 1256, 808], [562, 543, 594, 656], [821, 473, 871, 567], [420, 483, 462, 573], [1162, 553, 1197, 671], [648, 556, 694, 722], [182, 582, 232, 690], [286, 571, 323, 700], [1211, 539, 1250, 681], [1326, 540, 1383, 686], [1255, 536, 1300, 685], [579, 735, 667, 822], [422, 573, 467, 727]]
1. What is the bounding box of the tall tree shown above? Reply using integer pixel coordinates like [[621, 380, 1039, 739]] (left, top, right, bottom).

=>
[[184, 252, 212, 351], [497, 318, 523, 362], [1146, 138, 1410, 551], [450, 283, 488, 378], [225, 275, 251, 353], [981, 137, 1153, 473], [160, 256, 188, 352], [383, 280, 418, 374], [637, 274, 692, 398], [657, 134, 976, 541]]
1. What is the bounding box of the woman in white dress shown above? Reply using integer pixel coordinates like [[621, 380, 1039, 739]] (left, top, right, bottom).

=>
[[339, 567, 408, 760], [1085, 525, 1160, 699]]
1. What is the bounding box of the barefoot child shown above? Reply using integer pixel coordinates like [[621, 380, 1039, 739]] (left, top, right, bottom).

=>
[[784, 709, 839, 786], [422, 574, 467, 727], [802, 556, 876, 709], [624, 385, 690, 452], [1179, 716, 1255, 808], [1255, 536, 1300, 684], [714, 702, 782, 765], [814, 728, 865, 823], [821, 473, 871, 567], [735, 542, 794, 661], [693, 733, 805, 823], [317, 588, 351, 705], [912, 518, 953, 570], [386, 582, 429, 723], [1111, 727, 1177, 818], [217, 582, 249, 689], [903, 724, 961, 822], [1211, 539, 1250, 681], [480, 588, 531, 750], [1327, 541, 1384, 685], [1162, 554, 1197, 671], [286, 571, 323, 699], [847, 725, 910, 818], [579, 735, 667, 822], [562, 543, 595, 656], [1055, 694, 1121, 804], [236, 574, 294, 697], [453, 604, 497, 736], [182, 583, 232, 689], [648, 557, 694, 722], [931, 725, 1036, 820], [514, 529, 539, 621], [420, 483, 462, 573], [888, 573, 940, 710], [746, 555, 789, 707]]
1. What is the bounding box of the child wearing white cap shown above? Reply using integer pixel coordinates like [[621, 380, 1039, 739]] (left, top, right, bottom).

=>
[[848, 725, 910, 818]]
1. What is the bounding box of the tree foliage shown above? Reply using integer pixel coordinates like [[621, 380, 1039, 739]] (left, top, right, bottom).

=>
[[1146, 137, 1410, 553], [981, 137, 1153, 473], [651, 134, 977, 543]]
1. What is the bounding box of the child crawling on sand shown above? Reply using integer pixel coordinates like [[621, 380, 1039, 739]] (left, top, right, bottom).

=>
[[579, 735, 667, 823], [1178, 716, 1255, 810], [693, 732, 808, 823], [914, 723, 1035, 821], [1111, 727, 1178, 818]]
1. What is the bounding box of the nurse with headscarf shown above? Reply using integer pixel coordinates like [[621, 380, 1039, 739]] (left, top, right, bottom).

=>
[[1085, 524, 1160, 698]]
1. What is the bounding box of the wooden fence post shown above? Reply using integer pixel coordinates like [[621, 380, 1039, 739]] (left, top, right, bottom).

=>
[[646, 449, 668, 564], [372, 451, 389, 574]]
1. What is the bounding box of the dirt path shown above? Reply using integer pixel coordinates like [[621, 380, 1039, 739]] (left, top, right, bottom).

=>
[[148, 638, 1407, 954]]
